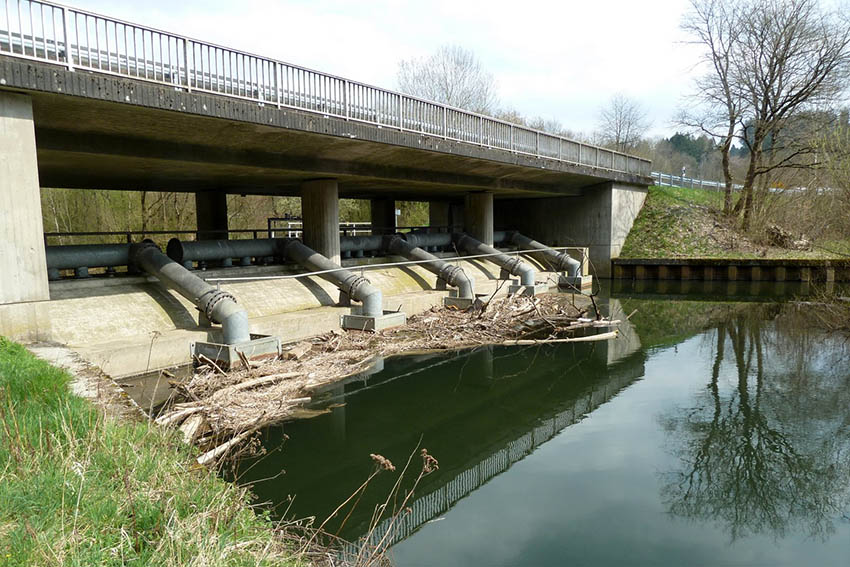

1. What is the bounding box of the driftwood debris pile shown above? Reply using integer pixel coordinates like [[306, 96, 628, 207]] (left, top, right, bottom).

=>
[[155, 292, 620, 464]]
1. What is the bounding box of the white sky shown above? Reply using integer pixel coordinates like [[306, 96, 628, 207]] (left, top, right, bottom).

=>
[[69, 0, 706, 138]]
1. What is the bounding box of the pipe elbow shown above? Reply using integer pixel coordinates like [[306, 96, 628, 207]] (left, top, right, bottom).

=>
[[517, 263, 536, 287], [558, 254, 581, 277], [358, 284, 384, 318], [219, 307, 251, 345], [455, 271, 475, 299]]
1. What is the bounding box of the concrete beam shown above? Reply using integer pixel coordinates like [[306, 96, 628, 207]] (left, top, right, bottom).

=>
[[195, 191, 228, 240], [370, 198, 396, 235], [465, 192, 494, 246], [0, 92, 49, 304], [301, 179, 340, 264]]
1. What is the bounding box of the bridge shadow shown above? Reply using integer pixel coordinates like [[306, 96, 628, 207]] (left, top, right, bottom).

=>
[[398, 266, 434, 291], [293, 276, 336, 307]]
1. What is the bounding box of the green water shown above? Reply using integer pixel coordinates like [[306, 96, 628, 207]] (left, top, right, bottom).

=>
[[235, 286, 850, 566]]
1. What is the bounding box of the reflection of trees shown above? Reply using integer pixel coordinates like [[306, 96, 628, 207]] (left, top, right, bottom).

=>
[[662, 307, 850, 541]]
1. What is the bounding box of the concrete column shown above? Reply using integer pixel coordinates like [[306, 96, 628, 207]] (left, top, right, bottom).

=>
[[0, 93, 49, 304], [195, 191, 228, 240], [449, 203, 465, 231], [429, 201, 450, 229], [464, 192, 494, 246], [301, 179, 340, 264], [370, 198, 395, 235]]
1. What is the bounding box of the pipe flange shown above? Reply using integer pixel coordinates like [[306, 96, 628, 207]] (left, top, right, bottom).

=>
[[128, 240, 160, 268], [502, 256, 522, 274], [341, 275, 371, 299], [203, 290, 237, 323], [439, 264, 464, 284]]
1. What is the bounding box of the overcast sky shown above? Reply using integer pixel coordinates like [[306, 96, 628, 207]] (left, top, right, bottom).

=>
[[69, 0, 706, 138]]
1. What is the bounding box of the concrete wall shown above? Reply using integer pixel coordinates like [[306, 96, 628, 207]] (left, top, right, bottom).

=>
[[0, 92, 49, 304], [494, 182, 647, 278]]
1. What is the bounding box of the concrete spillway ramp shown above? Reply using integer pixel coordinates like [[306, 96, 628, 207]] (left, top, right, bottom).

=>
[[2, 239, 591, 378]]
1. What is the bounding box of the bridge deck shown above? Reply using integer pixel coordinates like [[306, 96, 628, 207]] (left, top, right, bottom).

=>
[[0, 0, 651, 199]]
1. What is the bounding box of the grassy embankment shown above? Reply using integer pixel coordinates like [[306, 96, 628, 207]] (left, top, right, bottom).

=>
[[619, 185, 850, 259], [0, 338, 302, 566]]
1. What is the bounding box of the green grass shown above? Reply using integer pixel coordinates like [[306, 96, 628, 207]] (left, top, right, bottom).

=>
[[620, 185, 850, 260], [0, 338, 303, 567]]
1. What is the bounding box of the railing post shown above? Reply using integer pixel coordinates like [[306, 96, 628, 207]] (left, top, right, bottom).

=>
[[558, 138, 562, 161], [479, 115, 483, 146], [536, 132, 540, 156], [182, 38, 190, 89], [443, 106, 447, 138], [343, 79, 349, 118], [61, 7, 74, 70], [273, 62, 280, 108], [510, 125, 514, 152]]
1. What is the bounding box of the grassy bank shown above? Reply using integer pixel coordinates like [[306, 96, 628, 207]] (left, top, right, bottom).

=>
[[0, 338, 301, 566], [620, 185, 850, 259]]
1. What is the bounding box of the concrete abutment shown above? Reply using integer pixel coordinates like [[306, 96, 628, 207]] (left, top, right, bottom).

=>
[[494, 182, 647, 278]]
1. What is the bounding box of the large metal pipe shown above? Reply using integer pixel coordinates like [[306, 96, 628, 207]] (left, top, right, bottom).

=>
[[340, 235, 385, 253], [403, 232, 453, 249], [455, 233, 536, 286], [281, 239, 384, 318], [388, 235, 474, 299], [505, 231, 582, 277], [46, 243, 131, 270], [130, 241, 251, 345], [166, 238, 280, 266]]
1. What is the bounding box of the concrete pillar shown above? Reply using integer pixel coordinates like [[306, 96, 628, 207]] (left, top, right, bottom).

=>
[[428, 201, 450, 230], [301, 179, 340, 264], [465, 192, 494, 246], [449, 203, 465, 231], [0, 93, 49, 304], [195, 191, 228, 240], [370, 198, 395, 235]]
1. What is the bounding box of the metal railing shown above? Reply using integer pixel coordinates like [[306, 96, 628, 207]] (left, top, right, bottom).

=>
[[652, 171, 743, 192], [0, 0, 652, 178]]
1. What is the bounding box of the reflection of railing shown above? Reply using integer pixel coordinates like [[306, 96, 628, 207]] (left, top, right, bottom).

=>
[[343, 364, 641, 556], [0, 0, 651, 178]]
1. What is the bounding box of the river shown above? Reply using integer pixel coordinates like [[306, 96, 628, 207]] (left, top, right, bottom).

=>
[[233, 283, 850, 566]]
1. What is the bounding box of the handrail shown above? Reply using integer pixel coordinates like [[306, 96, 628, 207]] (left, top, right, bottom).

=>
[[203, 245, 587, 282], [0, 0, 651, 178]]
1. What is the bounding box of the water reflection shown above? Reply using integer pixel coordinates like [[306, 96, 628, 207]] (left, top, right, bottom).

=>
[[660, 304, 850, 540], [235, 337, 646, 544]]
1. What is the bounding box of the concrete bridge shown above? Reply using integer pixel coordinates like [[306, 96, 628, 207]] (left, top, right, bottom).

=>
[[0, 0, 651, 369]]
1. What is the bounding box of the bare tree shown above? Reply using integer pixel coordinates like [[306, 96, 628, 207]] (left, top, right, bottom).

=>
[[597, 94, 650, 153], [680, 0, 744, 215], [682, 0, 850, 229], [397, 45, 498, 114]]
